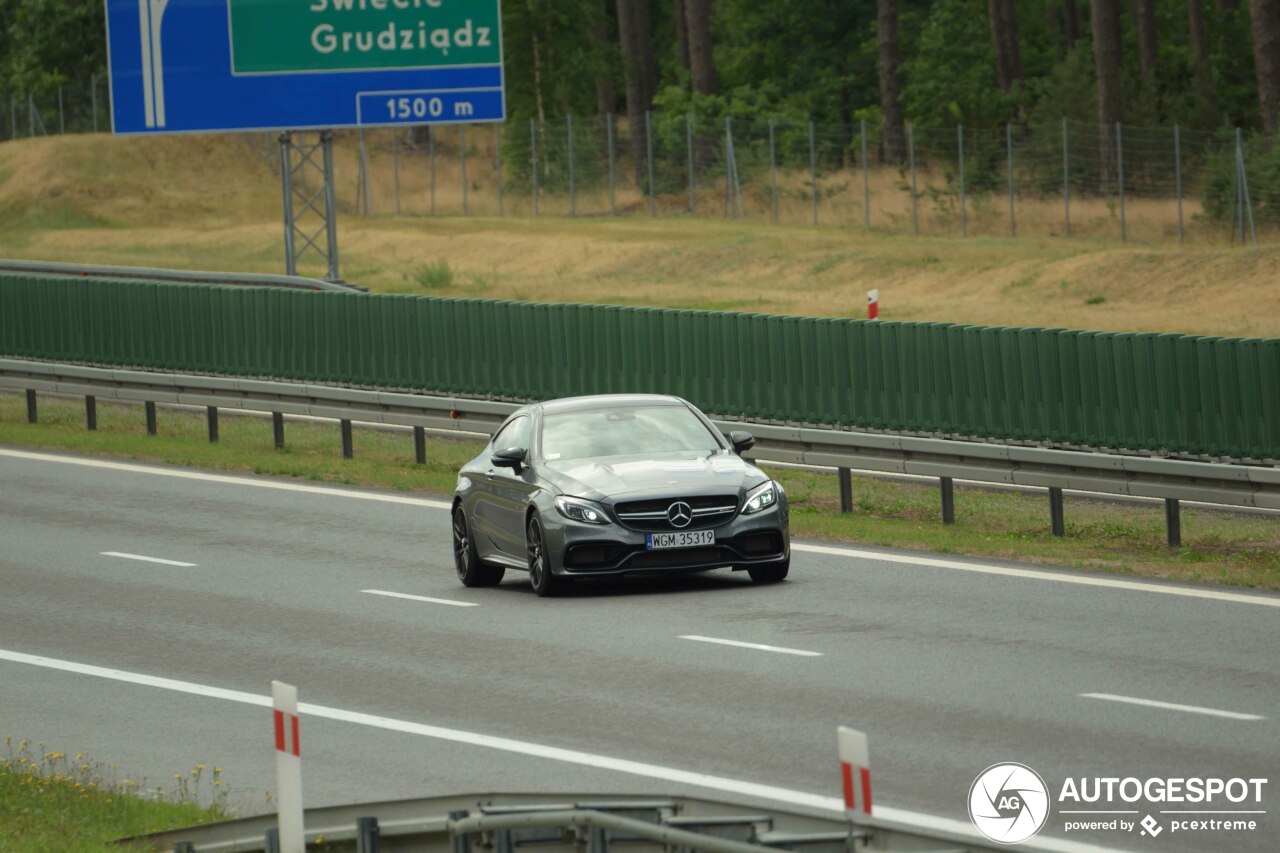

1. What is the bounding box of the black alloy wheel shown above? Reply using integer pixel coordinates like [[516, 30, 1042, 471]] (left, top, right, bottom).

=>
[[527, 514, 564, 597], [453, 507, 504, 587]]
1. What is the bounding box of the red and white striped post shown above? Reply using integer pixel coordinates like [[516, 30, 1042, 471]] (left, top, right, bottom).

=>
[[838, 726, 872, 817], [866, 289, 879, 320], [272, 680, 305, 853]]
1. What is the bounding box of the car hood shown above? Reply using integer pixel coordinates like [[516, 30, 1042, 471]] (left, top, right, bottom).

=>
[[541, 452, 766, 501]]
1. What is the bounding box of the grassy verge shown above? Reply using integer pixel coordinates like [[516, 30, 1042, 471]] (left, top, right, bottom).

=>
[[0, 739, 229, 852], [2, 392, 1277, 590]]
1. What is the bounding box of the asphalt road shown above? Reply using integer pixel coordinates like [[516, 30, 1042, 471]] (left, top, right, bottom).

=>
[[1, 446, 1276, 852]]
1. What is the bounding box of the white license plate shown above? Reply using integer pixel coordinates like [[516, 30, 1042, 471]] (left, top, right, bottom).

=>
[[646, 530, 715, 550]]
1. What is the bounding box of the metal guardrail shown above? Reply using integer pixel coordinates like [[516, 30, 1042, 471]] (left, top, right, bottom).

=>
[[117, 791, 1011, 852], [3, 357, 1277, 546], [0, 259, 365, 293]]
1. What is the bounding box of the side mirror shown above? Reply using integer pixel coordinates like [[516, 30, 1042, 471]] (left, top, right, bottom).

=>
[[729, 431, 756, 454], [491, 447, 527, 470]]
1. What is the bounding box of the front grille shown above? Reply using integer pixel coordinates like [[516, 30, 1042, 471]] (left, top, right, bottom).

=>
[[614, 494, 739, 532]]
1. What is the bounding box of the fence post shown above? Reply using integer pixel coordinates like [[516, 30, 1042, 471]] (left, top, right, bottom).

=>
[[646, 110, 655, 215], [838, 468, 853, 513], [723, 117, 732, 217], [58, 86, 64, 134], [1063, 117, 1070, 237], [495, 124, 504, 217], [769, 118, 778, 225], [1174, 124, 1183, 244], [10, 96, 17, 140], [460, 125, 468, 216], [91, 74, 98, 133], [686, 113, 695, 215], [1165, 498, 1181, 548], [1116, 122, 1126, 242], [940, 477, 955, 524], [27, 92, 34, 136], [1006, 122, 1015, 237], [810, 120, 819, 226], [607, 113, 617, 215], [85, 396, 97, 431], [531, 118, 539, 216], [908, 122, 917, 235], [207, 406, 219, 443], [1049, 487, 1065, 537], [392, 130, 400, 215], [861, 117, 870, 227], [567, 114, 576, 216], [958, 124, 966, 237], [428, 126, 436, 215], [26, 390, 37, 423]]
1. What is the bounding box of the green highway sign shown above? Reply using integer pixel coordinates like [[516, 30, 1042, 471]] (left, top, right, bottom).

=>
[[228, 0, 503, 75]]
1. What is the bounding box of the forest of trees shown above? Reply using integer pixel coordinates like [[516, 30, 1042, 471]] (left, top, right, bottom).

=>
[[0, 0, 1277, 163]]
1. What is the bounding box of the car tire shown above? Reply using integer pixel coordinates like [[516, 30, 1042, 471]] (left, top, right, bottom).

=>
[[527, 513, 566, 597], [746, 559, 789, 584], [453, 507, 504, 587]]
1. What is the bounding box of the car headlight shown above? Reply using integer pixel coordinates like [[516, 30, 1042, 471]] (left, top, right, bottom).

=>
[[553, 496, 611, 525], [741, 481, 778, 514]]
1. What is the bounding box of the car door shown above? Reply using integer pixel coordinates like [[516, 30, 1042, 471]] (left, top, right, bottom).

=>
[[471, 415, 530, 560], [484, 414, 537, 559]]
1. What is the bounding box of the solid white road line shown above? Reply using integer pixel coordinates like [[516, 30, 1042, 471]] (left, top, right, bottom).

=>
[[0, 648, 1118, 853], [1080, 693, 1265, 721], [680, 635, 822, 657], [5, 447, 1278, 609], [100, 551, 197, 568], [361, 589, 478, 608], [792, 542, 1280, 608], [0, 448, 452, 509]]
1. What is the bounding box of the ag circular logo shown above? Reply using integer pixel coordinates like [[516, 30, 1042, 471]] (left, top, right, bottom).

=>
[[968, 762, 1050, 844]]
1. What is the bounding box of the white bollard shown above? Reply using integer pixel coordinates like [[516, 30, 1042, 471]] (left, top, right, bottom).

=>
[[272, 680, 305, 852], [838, 726, 872, 816], [866, 289, 879, 320]]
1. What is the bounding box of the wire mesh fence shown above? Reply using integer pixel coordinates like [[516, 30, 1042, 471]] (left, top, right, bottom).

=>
[[2, 73, 1275, 244]]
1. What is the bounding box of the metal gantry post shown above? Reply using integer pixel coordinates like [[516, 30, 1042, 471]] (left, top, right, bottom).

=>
[[861, 117, 870, 228], [1174, 124, 1183, 244], [1063, 117, 1070, 237], [460, 125, 468, 216], [958, 124, 967, 237], [768, 118, 778, 225], [279, 133, 297, 276], [322, 132, 340, 282], [358, 127, 371, 216], [567, 114, 576, 216], [686, 113, 695, 214], [607, 113, 617, 215], [429, 126, 437, 215], [392, 130, 400, 215], [1006, 122, 1015, 237], [908, 123, 917, 235], [809, 120, 819, 226], [531, 118, 539, 216], [646, 110, 655, 215], [1116, 122, 1126, 242], [495, 124, 504, 217]]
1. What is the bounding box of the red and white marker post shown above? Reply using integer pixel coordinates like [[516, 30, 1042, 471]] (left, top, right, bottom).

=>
[[272, 680, 305, 853], [837, 726, 872, 817], [866, 289, 879, 320]]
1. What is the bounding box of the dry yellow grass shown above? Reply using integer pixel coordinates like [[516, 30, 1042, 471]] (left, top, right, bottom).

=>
[[1, 131, 1277, 339]]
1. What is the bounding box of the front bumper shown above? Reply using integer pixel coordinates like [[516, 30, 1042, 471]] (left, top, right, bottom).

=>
[[540, 500, 789, 577]]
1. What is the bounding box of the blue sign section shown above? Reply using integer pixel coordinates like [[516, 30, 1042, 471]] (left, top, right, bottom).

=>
[[104, 0, 505, 134]]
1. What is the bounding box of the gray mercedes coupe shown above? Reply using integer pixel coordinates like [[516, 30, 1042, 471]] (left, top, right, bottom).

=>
[[451, 394, 790, 596]]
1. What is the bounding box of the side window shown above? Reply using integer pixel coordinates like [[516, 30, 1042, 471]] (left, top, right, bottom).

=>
[[492, 416, 531, 451]]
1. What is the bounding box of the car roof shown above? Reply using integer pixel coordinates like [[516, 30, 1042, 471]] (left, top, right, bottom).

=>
[[535, 394, 686, 416]]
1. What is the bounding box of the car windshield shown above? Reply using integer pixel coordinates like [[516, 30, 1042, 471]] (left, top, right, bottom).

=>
[[541, 405, 723, 461]]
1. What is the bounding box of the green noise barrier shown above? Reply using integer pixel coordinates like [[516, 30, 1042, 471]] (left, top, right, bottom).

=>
[[1, 274, 1277, 461]]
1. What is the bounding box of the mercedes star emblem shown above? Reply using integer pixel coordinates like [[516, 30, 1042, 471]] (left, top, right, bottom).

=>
[[667, 501, 693, 528]]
